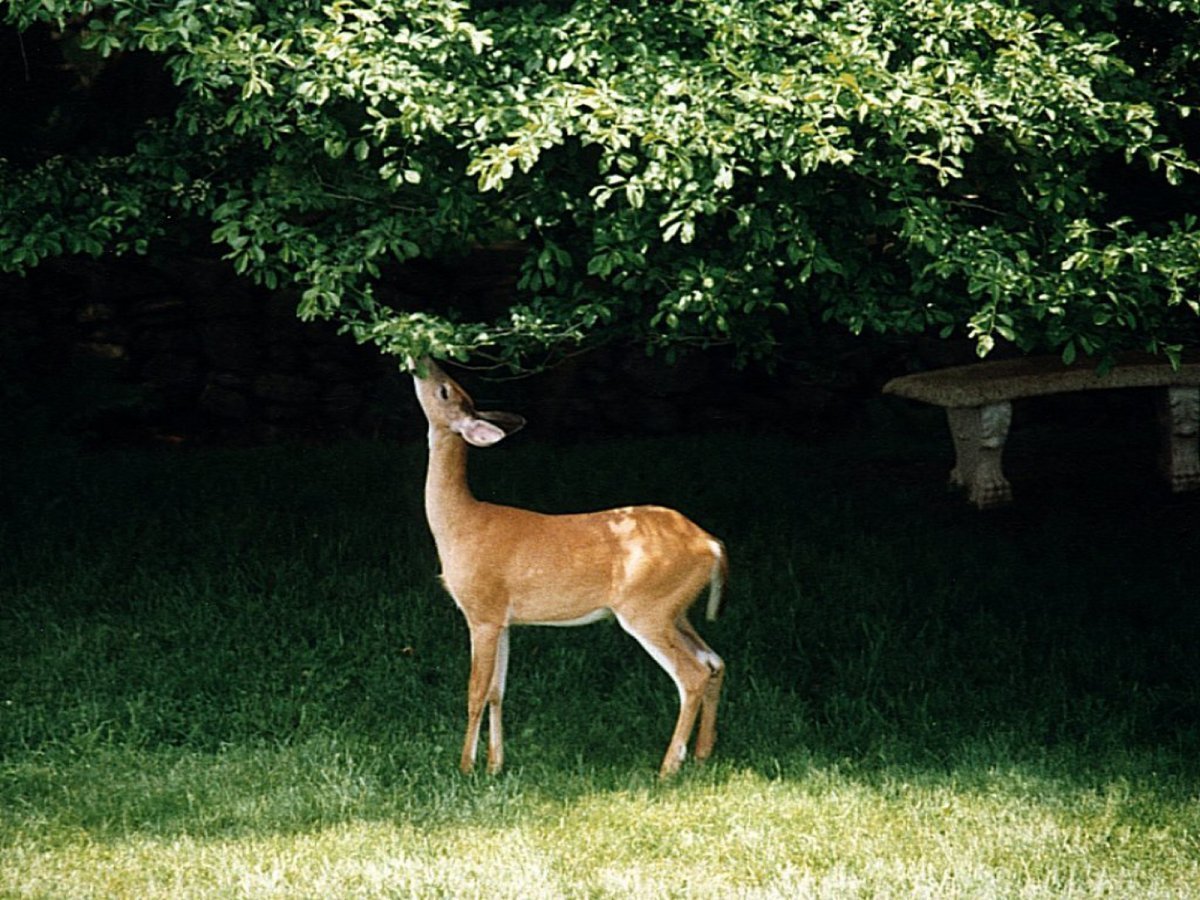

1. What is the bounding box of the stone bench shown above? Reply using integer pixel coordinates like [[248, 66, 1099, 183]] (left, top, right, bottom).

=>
[[883, 353, 1200, 508]]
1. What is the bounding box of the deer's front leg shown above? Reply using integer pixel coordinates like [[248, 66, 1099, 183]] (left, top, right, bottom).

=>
[[462, 622, 503, 774], [486, 627, 510, 775]]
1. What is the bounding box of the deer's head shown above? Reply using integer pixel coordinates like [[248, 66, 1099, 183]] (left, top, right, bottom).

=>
[[412, 358, 525, 447]]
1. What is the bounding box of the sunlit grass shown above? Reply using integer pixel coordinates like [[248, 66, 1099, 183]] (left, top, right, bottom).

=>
[[4, 749, 1198, 897], [2, 422, 1199, 896]]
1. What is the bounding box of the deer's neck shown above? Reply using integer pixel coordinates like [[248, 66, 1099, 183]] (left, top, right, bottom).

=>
[[424, 428, 479, 543]]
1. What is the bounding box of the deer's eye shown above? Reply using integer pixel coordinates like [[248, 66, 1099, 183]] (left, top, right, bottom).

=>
[[438, 384, 451, 401]]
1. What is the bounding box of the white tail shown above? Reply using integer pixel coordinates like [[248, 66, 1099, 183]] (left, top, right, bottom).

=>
[[412, 358, 727, 778]]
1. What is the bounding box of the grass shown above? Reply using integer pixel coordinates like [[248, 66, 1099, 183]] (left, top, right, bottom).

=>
[[2, 406, 1200, 897]]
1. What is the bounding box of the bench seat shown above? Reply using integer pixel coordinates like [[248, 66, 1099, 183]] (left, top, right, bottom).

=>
[[883, 353, 1200, 508]]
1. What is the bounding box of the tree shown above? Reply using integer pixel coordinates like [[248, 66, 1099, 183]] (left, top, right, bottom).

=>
[[3, 0, 1200, 370]]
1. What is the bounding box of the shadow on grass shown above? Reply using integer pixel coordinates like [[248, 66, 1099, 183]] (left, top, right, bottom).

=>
[[1, 420, 1199, 849]]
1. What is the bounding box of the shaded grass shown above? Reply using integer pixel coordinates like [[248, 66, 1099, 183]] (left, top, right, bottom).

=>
[[2, 416, 1200, 896]]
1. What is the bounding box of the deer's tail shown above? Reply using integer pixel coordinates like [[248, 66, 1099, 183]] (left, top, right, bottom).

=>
[[705, 539, 728, 622]]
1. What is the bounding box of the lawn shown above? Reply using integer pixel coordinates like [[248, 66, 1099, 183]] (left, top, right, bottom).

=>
[[2, 409, 1199, 897]]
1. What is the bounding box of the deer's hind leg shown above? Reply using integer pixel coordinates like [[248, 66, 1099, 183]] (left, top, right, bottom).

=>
[[677, 616, 724, 762], [616, 609, 717, 778]]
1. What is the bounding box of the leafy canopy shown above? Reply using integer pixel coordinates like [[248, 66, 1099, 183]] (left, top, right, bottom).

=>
[[4, 0, 1200, 368]]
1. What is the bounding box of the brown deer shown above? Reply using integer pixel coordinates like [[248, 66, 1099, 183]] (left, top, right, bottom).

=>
[[412, 358, 727, 778]]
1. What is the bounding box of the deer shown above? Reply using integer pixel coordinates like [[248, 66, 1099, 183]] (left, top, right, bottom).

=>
[[412, 358, 727, 778]]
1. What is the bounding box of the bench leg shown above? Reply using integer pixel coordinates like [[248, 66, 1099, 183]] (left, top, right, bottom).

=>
[[1158, 386, 1200, 492], [946, 403, 1013, 508]]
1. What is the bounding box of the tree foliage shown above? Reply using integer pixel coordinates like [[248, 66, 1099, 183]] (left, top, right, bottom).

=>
[[4, 0, 1200, 369]]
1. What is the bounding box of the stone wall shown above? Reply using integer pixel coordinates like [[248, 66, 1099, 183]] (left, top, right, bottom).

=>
[[2, 251, 881, 446], [5, 255, 406, 443]]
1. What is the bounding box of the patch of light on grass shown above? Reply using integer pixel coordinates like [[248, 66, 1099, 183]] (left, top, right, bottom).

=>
[[3, 764, 1200, 898]]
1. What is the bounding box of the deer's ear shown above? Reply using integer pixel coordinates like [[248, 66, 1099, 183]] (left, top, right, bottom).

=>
[[452, 416, 511, 447], [478, 410, 526, 436]]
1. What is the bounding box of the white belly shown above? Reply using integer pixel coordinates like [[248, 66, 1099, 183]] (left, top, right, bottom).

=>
[[517, 608, 613, 628]]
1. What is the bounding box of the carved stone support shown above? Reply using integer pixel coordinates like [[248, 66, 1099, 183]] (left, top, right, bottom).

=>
[[1157, 386, 1200, 493], [946, 402, 1013, 508]]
